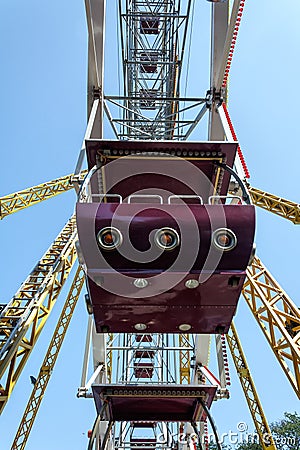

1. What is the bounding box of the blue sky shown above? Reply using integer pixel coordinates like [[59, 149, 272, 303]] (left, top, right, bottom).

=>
[[0, 1, 299, 449]]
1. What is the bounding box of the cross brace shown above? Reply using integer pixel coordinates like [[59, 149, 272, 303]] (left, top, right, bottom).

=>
[[179, 334, 192, 384], [11, 266, 85, 450], [243, 256, 300, 399], [0, 175, 74, 219], [0, 216, 77, 413], [248, 185, 300, 224], [0, 172, 88, 220], [227, 322, 277, 450]]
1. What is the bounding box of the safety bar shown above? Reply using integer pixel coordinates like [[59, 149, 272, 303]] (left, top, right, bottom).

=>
[[77, 165, 97, 203], [91, 194, 123, 203], [168, 195, 203, 204], [208, 195, 242, 205], [127, 194, 163, 204]]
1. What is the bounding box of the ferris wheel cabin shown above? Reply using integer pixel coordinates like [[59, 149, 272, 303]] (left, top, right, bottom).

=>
[[76, 140, 255, 334]]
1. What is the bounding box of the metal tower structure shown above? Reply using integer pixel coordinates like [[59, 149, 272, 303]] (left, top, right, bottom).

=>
[[1, 1, 299, 450], [107, 0, 203, 140]]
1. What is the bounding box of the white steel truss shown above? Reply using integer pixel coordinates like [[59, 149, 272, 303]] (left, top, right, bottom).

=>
[[105, 0, 209, 140]]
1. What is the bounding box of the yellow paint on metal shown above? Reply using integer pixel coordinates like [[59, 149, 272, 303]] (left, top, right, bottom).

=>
[[0, 217, 78, 413], [227, 322, 277, 450], [11, 266, 85, 450], [249, 185, 300, 224], [243, 256, 300, 398], [179, 334, 191, 384], [106, 333, 113, 383], [0, 171, 87, 219]]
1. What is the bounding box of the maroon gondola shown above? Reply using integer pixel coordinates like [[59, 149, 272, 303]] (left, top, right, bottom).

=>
[[76, 140, 255, 334]]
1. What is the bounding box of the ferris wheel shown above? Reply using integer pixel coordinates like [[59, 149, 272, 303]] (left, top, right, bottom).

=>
[[1, 1, 299, 450]]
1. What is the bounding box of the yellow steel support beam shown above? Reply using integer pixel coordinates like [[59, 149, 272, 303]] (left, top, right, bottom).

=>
[[227, 323, 277, 450], [179, 334, 191, 384], [106, 333, 113, 383], [0, 174, 73, 219], [0, 216, 77, 413], [243, 256, 300, 399], [0, 171, 87, 220], [11, 266, 85, 450], [248, 186, 300, 224]]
